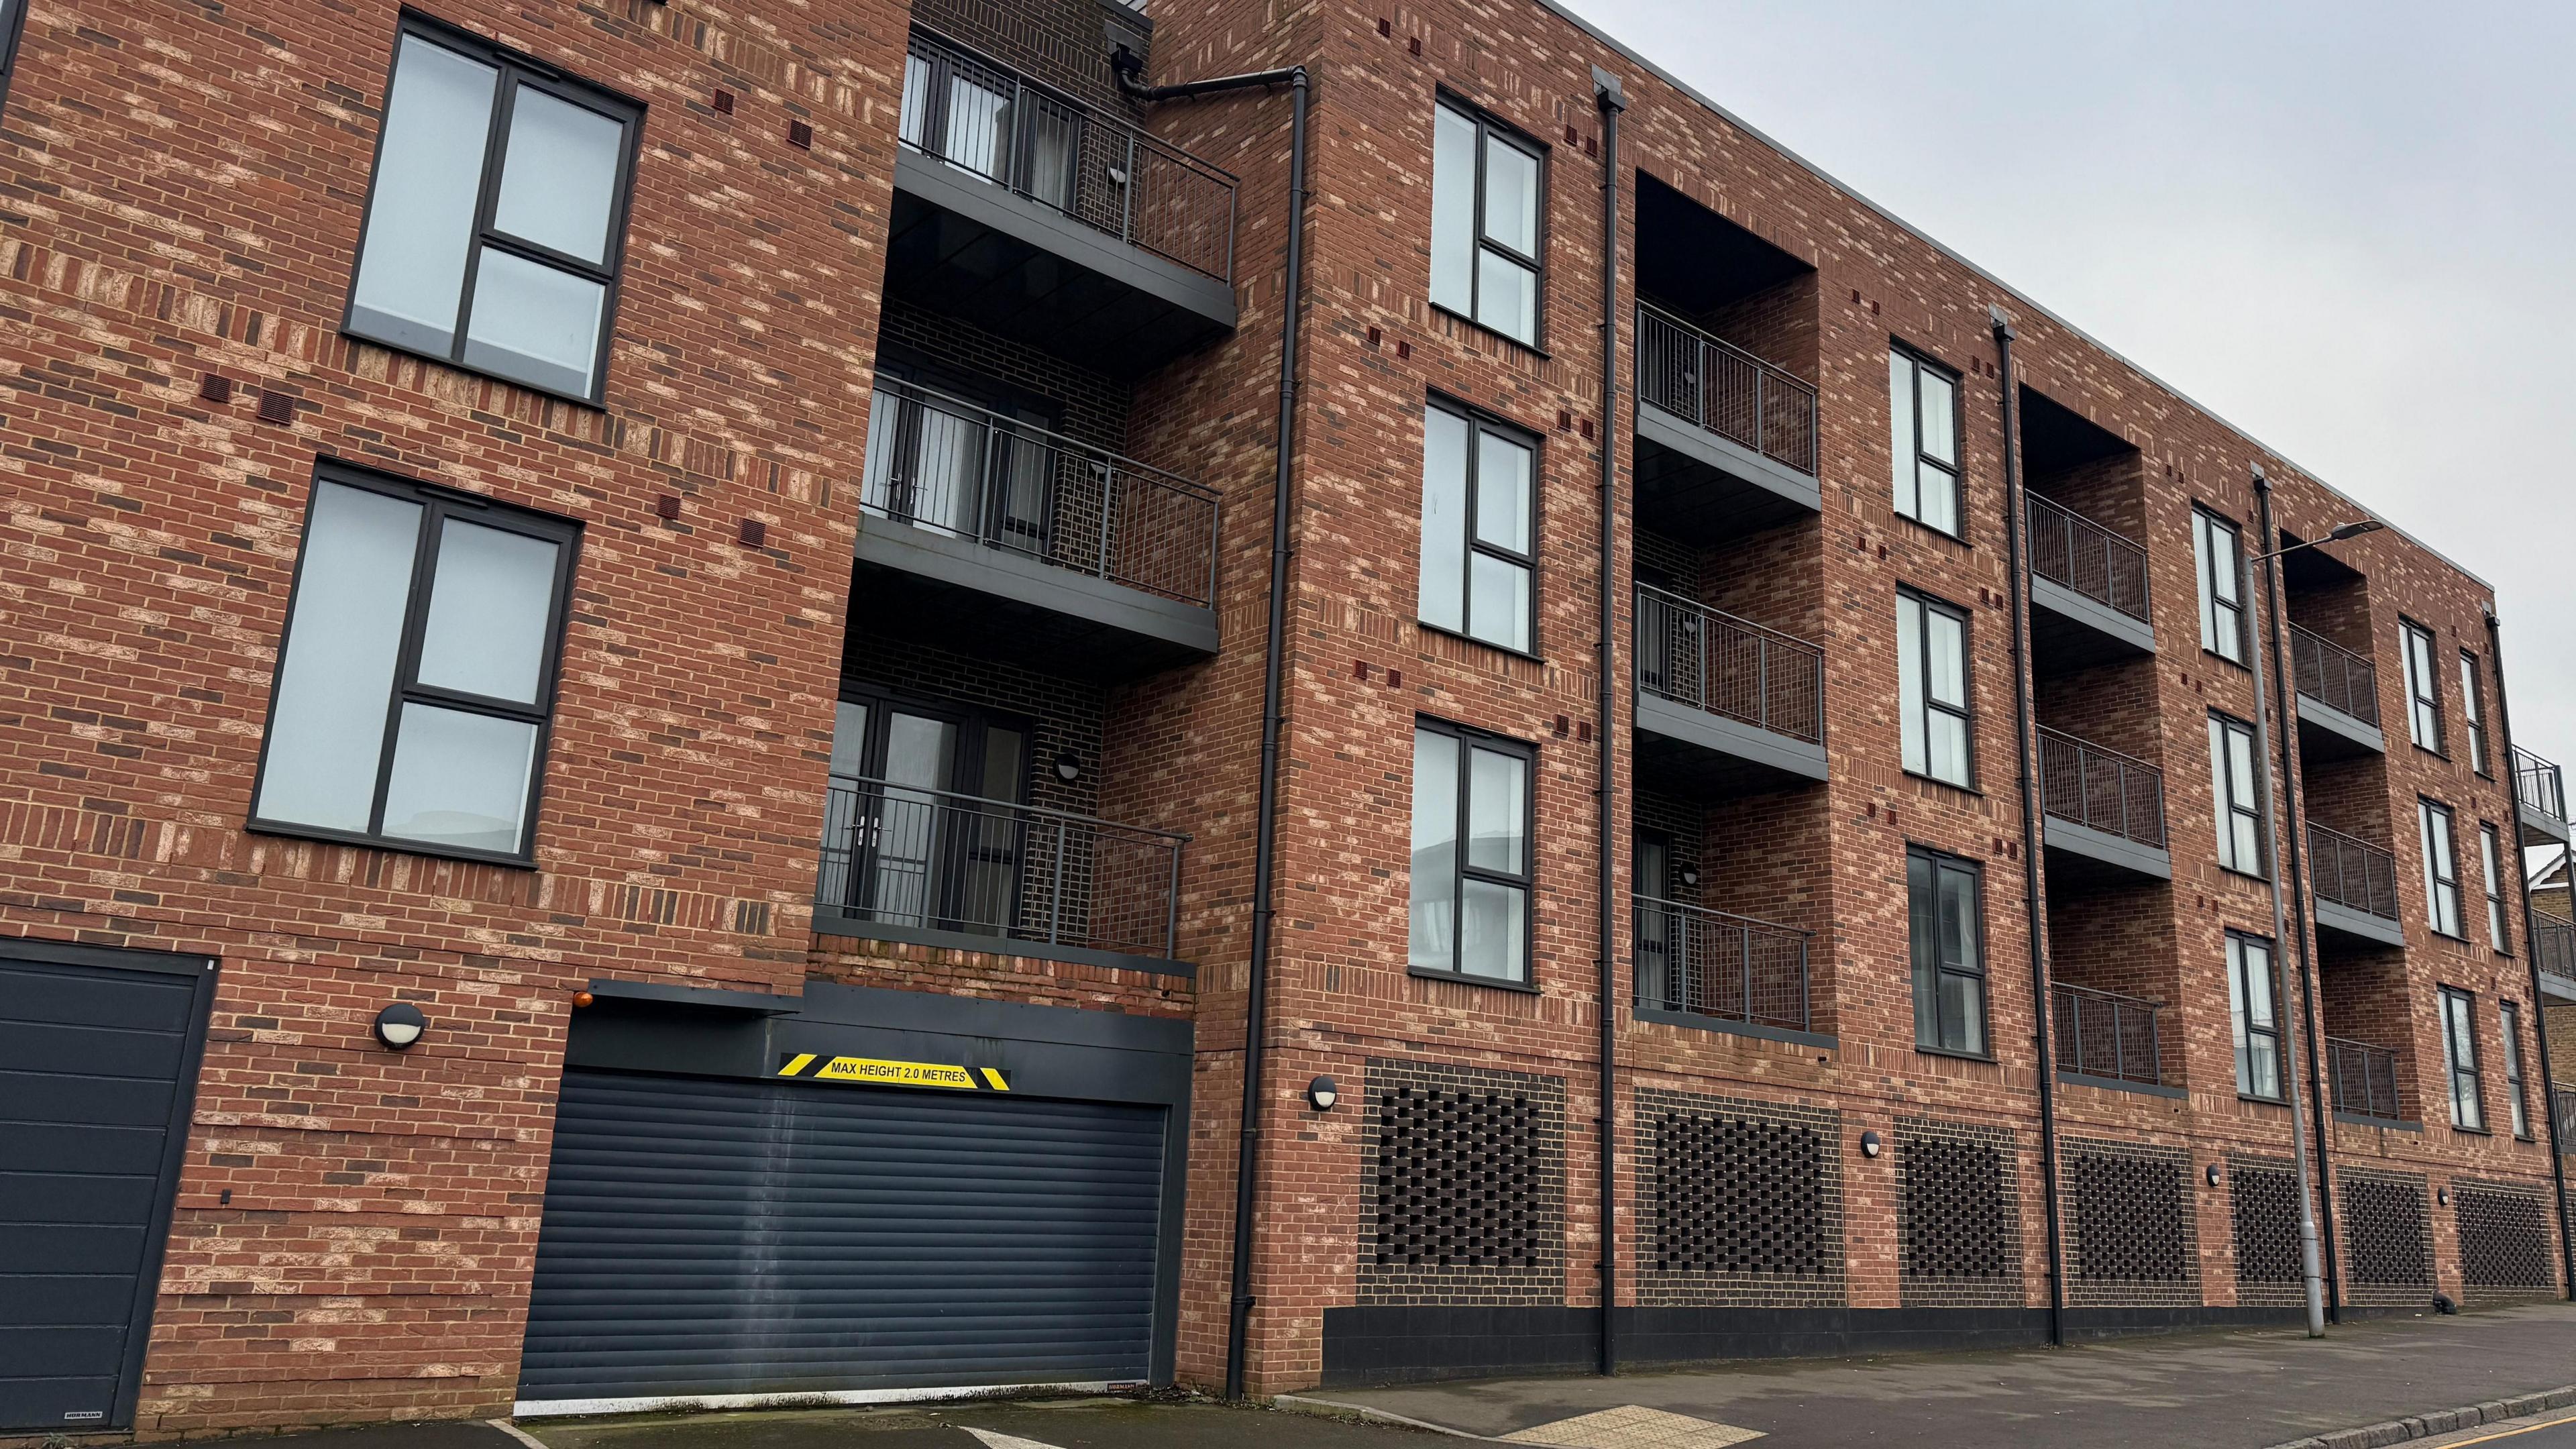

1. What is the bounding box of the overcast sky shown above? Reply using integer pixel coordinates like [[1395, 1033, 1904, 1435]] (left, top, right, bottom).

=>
[[1563, 0, 2576, 782]]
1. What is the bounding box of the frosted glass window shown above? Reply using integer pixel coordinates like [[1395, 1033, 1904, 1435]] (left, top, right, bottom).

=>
[[380, 704, 539, 852], [1890, 349, 1961, 536], [2421, 798, 2462, 937], [2210, 714, 2265, 876], [1428, 106, 1477, 316], [2403, 621, 2443, 751], [1409, 728, 1460, 975], [1413, 722, 1532, 985], [2442, 987, 2483, 1130], [2195, 511, 2246, 662], [1419, 402, 1534, 653], [416, 518, 561, 704], [494, 87, 625, 263], [1898, 591, 1972, 787], [1417, 407, 1469, 634], [1909, 847, 1986, 1055], [253, 482, 423, 833], [347, 38, 495, 355], [463, 248, 609, 400], [2229, 934, 2282, 1100], [1429, 100, 1544, 345]]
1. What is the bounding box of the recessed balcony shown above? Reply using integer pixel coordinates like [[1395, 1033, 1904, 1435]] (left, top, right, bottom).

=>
[[2306, 822, 2405, 949], [1631, 585, 1827, 798], [2516, 745, 2569, 847], [1631, 305, 1820, 544], [2037, 727, 2169, 881], [2289, 625, 2386, 757], [2326, 1035, 2411, 1127], [2025, 493, 2155, 665], [2052, 983, 2176, 1095], [1631, 894, 1819, 1044], [2535, 912, 2576, 1003]]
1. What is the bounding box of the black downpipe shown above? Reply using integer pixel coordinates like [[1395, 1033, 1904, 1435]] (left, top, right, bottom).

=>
[[1990, 309, 2067, 1347], [1592, 64, 1625, 1380], [2482, 612, 2576, 1298], [1114, 51, 1310, 1402], [2251, 474, 2344, 1321]]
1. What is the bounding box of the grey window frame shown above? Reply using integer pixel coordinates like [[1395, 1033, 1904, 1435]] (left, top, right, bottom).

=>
[[2440, 985, 2485, 1132], [2193, 506, 2248, 665], [2481, 820, 2510, 955], [1408, 718, 1538, 990], [1888, 345, 1964, 539], [245, 460, 582, 867], [2502, 1000, 2532, 1139], [341, 15, 645, 407], [2459, 649, 2490, 776], [1907, 845, 1990, 1059], [1898, 588, 1976, 789], [2209, 710, 2267, 879], [0, 0, 27, 115], [1417, 396, 1540, 657], [2227, 930, 2284, 1102], [2402, 618, 2445, 754], [1429, 94, 1548, 348], [2420, 796, 2464, 940]]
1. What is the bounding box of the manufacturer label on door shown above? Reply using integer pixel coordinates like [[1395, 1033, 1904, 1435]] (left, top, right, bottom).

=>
[[777, 1052, 1010, 1091]]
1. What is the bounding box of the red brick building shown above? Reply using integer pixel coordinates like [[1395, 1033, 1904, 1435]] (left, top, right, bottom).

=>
[[1, 0, 2570, 1434]]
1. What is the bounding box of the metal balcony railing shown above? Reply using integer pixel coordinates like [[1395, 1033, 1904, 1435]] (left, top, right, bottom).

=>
[[2053, 982, 2165, 1086], [2326, 1036, 2405, 1122], [2534, 912, 2576, 981], [1633, 303, 1819, 476], [862, 378, 1221, 606], [816, 775, 1187, 961], [2289, 623, 2380, 727], [1633, 585, 1825, 746], [1632, 895, 1811, 1033], [2516, 745, 2567, 823], [2037, 727, 2167, 850], [900, 29, 1238, 282], [2308, 822, 2401, 922], [2024, 492, 2150, 622]]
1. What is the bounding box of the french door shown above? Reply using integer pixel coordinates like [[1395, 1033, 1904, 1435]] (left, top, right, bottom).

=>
[[822, 688, 1029, 936], [862, 366, 1059, 559], [1634, 832, 1672, 1012]]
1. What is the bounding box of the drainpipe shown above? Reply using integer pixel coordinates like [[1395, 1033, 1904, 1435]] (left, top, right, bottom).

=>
[[1592, 63, 1625, 1380], [1990, 308, 2067, 1348], [2481, 610, 2576, 1299], [1113, 48, 1311, 1403], [2251, 471, 2344, 1322]]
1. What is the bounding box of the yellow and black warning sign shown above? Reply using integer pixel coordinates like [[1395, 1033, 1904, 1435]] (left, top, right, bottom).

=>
[[776, 1052, 1010, 1091]]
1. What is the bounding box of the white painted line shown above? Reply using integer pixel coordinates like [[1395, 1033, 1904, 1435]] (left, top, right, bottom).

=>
[[511, 1383, 1114, 1419], [965, 1430, 1069, 1449], [486, 1420, 555, 1449], [1271, 1393, 1515, 1441]]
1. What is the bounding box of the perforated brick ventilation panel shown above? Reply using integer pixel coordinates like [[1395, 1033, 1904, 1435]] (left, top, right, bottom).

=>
[[1896, 1116, 2023, 1307], [2339, 1168, 2434, 1307], [2063, 1138, 2196, 1305], [1358, 1057, 1565, 1305], [2454, 1181, 2558, 1299], [2229, 1156, 2304, 1305], [1640, 1088, 1844, 1307]]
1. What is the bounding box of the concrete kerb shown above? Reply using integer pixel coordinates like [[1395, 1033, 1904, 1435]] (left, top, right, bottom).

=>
[[2262, 1385, 2576, 1449], [1271, 1395, 1513, 1442]]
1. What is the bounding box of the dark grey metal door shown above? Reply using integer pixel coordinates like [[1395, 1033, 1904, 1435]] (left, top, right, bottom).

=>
[[517, 1068, 1167, 1407], [0, 942, 216, 1432]]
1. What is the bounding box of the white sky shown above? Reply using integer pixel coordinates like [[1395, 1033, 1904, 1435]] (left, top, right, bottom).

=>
[[1564, 0, 2576, 775]]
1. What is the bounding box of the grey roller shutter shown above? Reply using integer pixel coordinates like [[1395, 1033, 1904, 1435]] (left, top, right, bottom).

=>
[[519, 1068, 1165, 1404]]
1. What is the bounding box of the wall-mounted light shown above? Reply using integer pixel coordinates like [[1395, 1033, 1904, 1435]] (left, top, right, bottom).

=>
[[1307, 1075, 1339, 1112], [372, 1002, 428, 1051], [1678, 867, 1701, 889], [1859, 1130, 1883, 1159], [1055, 751, 1083, 784], [2207, 1164, 2224, 1188], [2438, 1187, 2449, 1208]]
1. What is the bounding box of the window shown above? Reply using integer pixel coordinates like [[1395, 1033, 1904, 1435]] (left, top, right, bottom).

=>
[[1898, 590, 1973, 787], [2460, 651, 2489, 775], [1417, 402, 1536, 653], [2402, 620, 2443, 752], [2502, 1001, 2532, 1138], [1888, 348, 1961, 536], [2193, 508, 2247, 665], [345, 20, 642, 402], [0, 0, 28, 115], [2208, 712, 2266, 877], [250, 464, 580, 862], [1409, 721, 1534, 985], [2227, 933, 2282, 1101], [2481, 822, 2510, 953], [1429, 99, 1544, 345], [2419, 798, 2463, 938], [2440, 986, 2484, 1131], [1908, 847, 1987, 1056]]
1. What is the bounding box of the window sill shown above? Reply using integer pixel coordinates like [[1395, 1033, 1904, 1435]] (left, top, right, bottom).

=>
[[1916, 1044, 1997, 1065], [2449, 1123, 2493, 1138], [1633, 1004, 1836, 1050], [245, 817, 539, 871], [340, 323, 609, 411], [2216, 865, 2272, 887], [2200, 647, 2252, 675], [1415, 619, 1548, 668], [2411, 743, 2452, 765], [2428, 928, 2470, 945], [1407, 965, 1540, 995], [1892, 511, 1970, 548], [2237, 1093, 2291, 1111], [1901, 767, 1983, 798], [1429, 303, 1549, 360]]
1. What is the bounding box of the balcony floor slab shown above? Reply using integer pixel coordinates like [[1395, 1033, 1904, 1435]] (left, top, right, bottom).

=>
[[2029, 575, 2155, 667], [2294, 698, 2387, 758], [1633, 690, 1827, 799], [2042, 817, 2172, 882], [1633, 400, 1820, 544], [852, 515, 1217, 682], [2314, 898, 2407, 949]]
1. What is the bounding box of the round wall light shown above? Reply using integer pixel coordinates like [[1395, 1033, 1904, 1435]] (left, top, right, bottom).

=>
[[2206, 1163, 2224, 1187], [372, 1002, 428, 1051], [1859, 1130, 1883, 1159], [1678, 867, 1702, 889], [1307, 1075, 1339, 1112], [1055, 752, 1083, 783]]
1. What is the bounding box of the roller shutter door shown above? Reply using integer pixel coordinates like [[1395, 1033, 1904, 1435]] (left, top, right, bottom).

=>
[[517, 1068, 1165, 1406]]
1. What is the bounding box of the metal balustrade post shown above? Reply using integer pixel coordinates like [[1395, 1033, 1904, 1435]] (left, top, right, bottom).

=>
[[1741, 922, 1754, 1024], [1121, 131, 1138, 245], [1165, 841, 1181, 961], [1048, 818, 1069, 945]]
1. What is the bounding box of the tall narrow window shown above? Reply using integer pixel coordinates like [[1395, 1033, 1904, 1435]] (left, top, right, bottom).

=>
[[2502, 1001, 2532, 1138], [2209, 712, 2266, 877], [1429, 99, 1544, 346], [2440, 986, 2484, 1131], [0, 0, 28, 114], [1888, 348, 1961, 537], [1909, 847, 1987, 1056], [345, 19, 643, 402], [2481, 822, 2510, 953], [2459, 651, 2489, 775], [2193, 508, 2247, 665], [2420, 798, 2463, 938], [2402, 620, 2444, 752], [1409, 721, 1534, 985], [1898, 590, 1973, 787], [2227, 933, 2282, 1101], [250, 464, 580, 861], [1418, 401, 1537, 653]]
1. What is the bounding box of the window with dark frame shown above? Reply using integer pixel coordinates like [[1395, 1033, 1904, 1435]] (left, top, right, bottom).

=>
[[2440, 985, 2484, 1131], [2481, 822, 2509, 954], [1907, 846, 1987, 1057], [344, 18, 643, 403], [1417, 399, 1538, 655], [250, 462, 581, 863], [2502, 1000, 2531, 1139], [2402, 619, 2444, 753], [1887, 347, 1962, 537], [1898, 590, 1973, 788], [2193, 508, 2248, 665], [1428, 97, 1544, 347], [2208, 712, 2266, 877], [1409, 720, 1535, 986], [2420, 797, 2463, 939], [0, 0, 28, 115], [2227, 932, 2282, 1101], [2459, 649, 2490, 775]]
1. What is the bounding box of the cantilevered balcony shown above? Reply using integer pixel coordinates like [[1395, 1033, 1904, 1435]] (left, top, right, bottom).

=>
[[853, 378, 1219, 679], [2555, 1086, 2576, 1145], [2306, 822, 2405, 949], [2289, 625, 2386, 757], [2052, 983, 2173, 1094], [2516, 745, 2570, 847], [886, 30, 1238, 376], [2535, 912, 2576, 1002], [1632, 894, 1817, 1044], [2327, 1036, 2409, 1126], [1631, 305, 1820, 543], [2025, 493, 2155, 664], [1632, 585, 1826, 797], [2037, 727, 2169, 881]]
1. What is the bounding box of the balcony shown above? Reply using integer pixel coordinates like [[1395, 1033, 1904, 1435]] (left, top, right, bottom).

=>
[[1631, 304, 1821, 543], [2516, 745, 2570, 847], [2536, 914, 2576, 1001], [853, 378, 1220, 679], [2555, 1087, 2576, 1147], [2307, 822, 2405, 949], [1631, 585, 1827, 798], [885, 30, 1238, 376], [2037, 727, 2170, 881], [2289, 625, 2386, 757], [2052, 983, 2174, 1094], [1632, 894, 1818, 1044], [2326, 1036, 2410, 1126], [2025, 493, 2155, 665], [814, 774, 1188, 972]]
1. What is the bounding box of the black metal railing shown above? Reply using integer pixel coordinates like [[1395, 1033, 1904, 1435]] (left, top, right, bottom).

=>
[[816, 775, 1187, 961], [862, 377, 1221, 606], [2037, 727, 2166, 849], [2308, 822, 2401, 922], [1634, 585, 1824, 746], [2516, 745, 2567, 824], [1632, 895, 1811, 1033], [2555, 1087, 2576, 1146], [2326, 1036, 2405, 1122], [1633, 303, 1819, 476], [900, 29, 1238, 282], [2025, 492, 2150, 622], [2053, 982, 2165, 1086], [2535, 912, 2576, 981], [2289, 623, 2380, 727]]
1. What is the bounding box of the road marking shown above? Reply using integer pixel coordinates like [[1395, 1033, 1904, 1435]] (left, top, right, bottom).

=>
[[487, 1420, 555, 1449], [1499, 1405, 1764, 1447], [2430, 1412, 2576, 1446], [964, 1430, 1065, 1449]]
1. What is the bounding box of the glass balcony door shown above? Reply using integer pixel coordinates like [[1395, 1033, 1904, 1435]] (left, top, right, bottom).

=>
[[822, 688, 1029, 936]]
